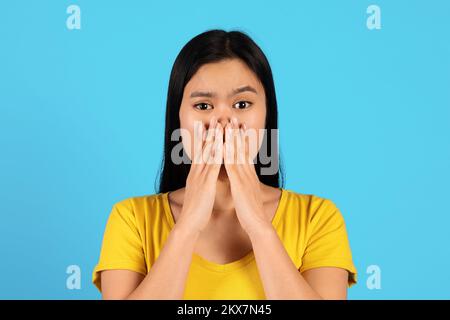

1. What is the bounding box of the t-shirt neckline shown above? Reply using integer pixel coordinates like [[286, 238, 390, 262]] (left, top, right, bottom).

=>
[[161, 188, 287, 273]]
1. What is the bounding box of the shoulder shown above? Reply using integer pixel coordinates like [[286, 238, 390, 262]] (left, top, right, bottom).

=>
[[109, 193, 167, 222], [281, 189, 344, 223]]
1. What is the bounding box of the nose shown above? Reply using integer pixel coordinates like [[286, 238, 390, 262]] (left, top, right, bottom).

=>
[[214, 105, 234, 128], [217, 117, 230, 128]]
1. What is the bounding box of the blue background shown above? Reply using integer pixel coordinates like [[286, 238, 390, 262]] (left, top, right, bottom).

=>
[[1, 0, 449, 299]]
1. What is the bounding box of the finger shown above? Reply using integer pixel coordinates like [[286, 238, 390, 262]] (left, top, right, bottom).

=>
[[239, 124, 246, 165], [242, 123, 250, 164], [205, 116, 217, 145], [241, 123, 257, 176], [231, 117, 243, 165], [211, 122, 223, 167], [192, 120, 204, 165], [204, 124, 223, 184], [224, 120, 234, 165], [202, 117, 218, 165]]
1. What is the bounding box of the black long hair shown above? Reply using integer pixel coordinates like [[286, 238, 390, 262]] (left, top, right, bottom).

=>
[[156, 29, 284, 193]]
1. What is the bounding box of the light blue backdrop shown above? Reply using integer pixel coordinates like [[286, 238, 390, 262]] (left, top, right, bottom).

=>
[[0, 0, 449, 299]]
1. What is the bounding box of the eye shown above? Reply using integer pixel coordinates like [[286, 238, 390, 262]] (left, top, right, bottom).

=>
[[194, 103, 213, 110], [233, 101, 253, 109]]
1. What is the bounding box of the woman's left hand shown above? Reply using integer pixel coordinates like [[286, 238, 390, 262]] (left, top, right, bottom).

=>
[[223, 117, 270, 236]]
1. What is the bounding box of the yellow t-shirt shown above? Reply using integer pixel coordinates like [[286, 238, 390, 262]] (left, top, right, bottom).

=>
[[92, 188, 357, 299]]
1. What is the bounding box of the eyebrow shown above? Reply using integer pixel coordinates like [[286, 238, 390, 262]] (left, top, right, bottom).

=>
[[189, 85, 258, 99]]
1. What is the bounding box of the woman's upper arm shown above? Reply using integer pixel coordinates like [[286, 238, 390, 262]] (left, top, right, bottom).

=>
[[100, 270, 145, 300], [302, 267, 349, 300]]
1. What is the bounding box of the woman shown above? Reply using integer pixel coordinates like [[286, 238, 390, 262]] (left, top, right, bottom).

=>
[[92, 29, 357, 299]]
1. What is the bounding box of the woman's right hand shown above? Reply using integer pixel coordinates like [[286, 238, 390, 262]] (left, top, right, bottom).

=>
[[176, 116, 223, 234]]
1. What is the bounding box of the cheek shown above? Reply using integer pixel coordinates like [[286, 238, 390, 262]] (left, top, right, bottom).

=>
[[179, 108, 204, 161], [241, 113, 266, 160], [179, 127, 193, 160], [180, 103, 210, 131], [240, 104, 265, 128], [180, 125, 197, 161]]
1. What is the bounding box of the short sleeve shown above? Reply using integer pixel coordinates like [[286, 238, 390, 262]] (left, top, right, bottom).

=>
[[92, 200, 147, 292], [300, 198, 357, 287]]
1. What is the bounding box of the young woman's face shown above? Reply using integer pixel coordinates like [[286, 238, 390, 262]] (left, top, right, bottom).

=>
[[179, 58, 267, 162]]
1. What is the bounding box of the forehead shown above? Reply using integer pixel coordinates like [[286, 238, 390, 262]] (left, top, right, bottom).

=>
[[185, 58, 263, 94]]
